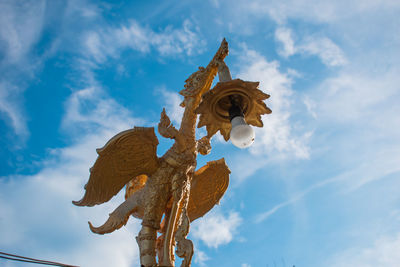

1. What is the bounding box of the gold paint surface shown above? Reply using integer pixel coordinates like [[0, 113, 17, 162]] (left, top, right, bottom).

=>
[[196, 79, 272, 141], [73, 39, 270, 267]]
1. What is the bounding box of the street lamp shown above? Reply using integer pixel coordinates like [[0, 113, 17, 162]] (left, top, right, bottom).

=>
[[73, 39, 271, 267], [219, 60, 255, 148], [196, 59, 271, 149], [229, 100, 256, 148]]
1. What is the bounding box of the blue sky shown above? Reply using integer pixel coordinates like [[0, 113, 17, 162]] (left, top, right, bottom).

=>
[[1, 0, 400, 266]]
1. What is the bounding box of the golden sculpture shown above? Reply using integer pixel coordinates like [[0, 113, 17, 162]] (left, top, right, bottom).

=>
[[73, 39, 271, 267]]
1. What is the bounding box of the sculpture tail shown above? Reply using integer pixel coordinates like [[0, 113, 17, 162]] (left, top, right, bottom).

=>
[[89, 192, 142, 234], [88, 213, 128, 235]]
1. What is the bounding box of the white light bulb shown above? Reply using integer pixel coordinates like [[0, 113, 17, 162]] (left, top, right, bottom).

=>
[[230, 116, 255, 148]]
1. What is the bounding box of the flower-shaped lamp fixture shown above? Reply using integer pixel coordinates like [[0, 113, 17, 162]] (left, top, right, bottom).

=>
[[196, 61, 272, 148]]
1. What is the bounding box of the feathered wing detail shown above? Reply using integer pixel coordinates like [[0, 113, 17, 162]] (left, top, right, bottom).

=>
[[73, 127, 159, 207], [187, 158, 230, 221], [89, 158, 229, 234]]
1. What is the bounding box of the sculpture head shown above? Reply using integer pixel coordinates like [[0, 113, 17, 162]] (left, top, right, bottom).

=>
[[178, 39, 229, 109], [179, 66, 209, 108]]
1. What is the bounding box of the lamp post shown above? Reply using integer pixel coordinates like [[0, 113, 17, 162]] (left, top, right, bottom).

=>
[[196, 59, 271, 149], [216, 60, 256, 148], [73, 39, 271, 267]]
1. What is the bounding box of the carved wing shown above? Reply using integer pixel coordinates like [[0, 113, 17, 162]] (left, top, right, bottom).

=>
[[187, 158, 230, 221], [73, 127, 159, 207]]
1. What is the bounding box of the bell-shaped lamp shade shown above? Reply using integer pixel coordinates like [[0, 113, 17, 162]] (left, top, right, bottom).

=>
[[230, 116, 255, 148]]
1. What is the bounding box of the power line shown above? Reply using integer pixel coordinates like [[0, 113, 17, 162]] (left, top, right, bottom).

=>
[[0, 255, 69, 266], [0, 251, 78, 267]]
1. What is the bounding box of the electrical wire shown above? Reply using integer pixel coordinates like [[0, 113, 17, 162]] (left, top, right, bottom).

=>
[[0, 251, 78, 267]]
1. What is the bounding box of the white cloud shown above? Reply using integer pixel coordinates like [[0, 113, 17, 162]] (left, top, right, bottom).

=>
[[0, 133, 140, 267], [303, 96, 317, 119], [254, 64, 400, 221], [255, 172, 347, 223], [241, 0, 400, 24], [254, 164, 400, 223], [311, 68, 400, 192], [156, 86, 209, 139], [228, 154, 271, 184], [0, 43, 148, 265], [65, 0, 101, 19], [0, 1, 205, 141], [275, 27, 296, 57], [0, 126, 141, 266], [300, 36, 347, 66], [223, 45, 313, 183], [0, 72, 145, 267], [194, 248, 210, 266], [0, 82, 28, 137], [0, 0, 46, 138], [275, 27, 347, 66], [157, 86, 185, 127], [315, 70, 400, 124], [255, 23, 400, 222], [237, 46, 311, 159], [209, 0, 220, 8], [191, 210, 242, 248], [62, 85, 140, 137], [0, 7, 146, 265], [0, 0, 45, 64], [242, 264, 251, 267], [83, 19, 206, 64], [327, 232, 400, 267]]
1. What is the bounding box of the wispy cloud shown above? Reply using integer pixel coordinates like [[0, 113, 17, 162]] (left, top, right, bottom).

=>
[[236, 45, 311, 159], [300, 36, 347, 66], [255, 174, 343, 223], [241, 0, 400, 24], [275, 27, 347, 66], [326, 232, 400, 267], [194, 248, 210, 266], [65, 0, 101, 19], [191, 209, 242, 248], [0, 64, 143, 266], [315, 69, 400, 124], [255, 63, 400, 222], [62, 83, 141, 138], [0, 120, 142, 267], [0, 82, 28, 137], [156, 86, 184, 127], [0, 0, 45, 64], [0, 0, 46, 138], [0, 135, 141, 266], [311, 64, 400, 190], [0, 3, 157, 265], [275, 27, 296, 57], [255, 148, 400, 223], [83, 19, 206, 65], [0, 1, 205, 141]]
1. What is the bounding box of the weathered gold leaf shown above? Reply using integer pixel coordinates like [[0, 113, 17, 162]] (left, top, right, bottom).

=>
[[187, 158, 230, 221], [196, 79, 272, 140], [73, 127, 159, 207]]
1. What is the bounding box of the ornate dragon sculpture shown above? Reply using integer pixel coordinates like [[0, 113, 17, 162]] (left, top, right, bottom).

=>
[[73, 39, 270, 267]]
